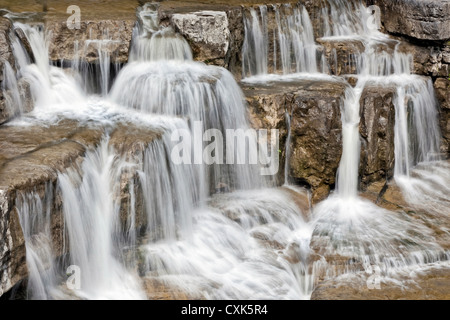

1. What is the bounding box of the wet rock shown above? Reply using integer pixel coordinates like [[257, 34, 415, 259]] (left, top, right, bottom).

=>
[[318, 39, 364, 75], [0, 16, 16, 125], [46, 19, 136, 64], [0, 16, 15, 74], [244, 79, 346, 202], [434, 78, 450, 156], [375, 0, 450, 41], [359, 84, 396, 189], [0, 121, 104, 296]]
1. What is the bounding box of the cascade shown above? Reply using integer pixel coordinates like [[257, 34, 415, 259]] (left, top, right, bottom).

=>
[[242, 4, 321, 77], [1, 0, 449, 301]]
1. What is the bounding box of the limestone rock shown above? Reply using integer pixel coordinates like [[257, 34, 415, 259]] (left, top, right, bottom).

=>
[[434, 78, 450, 156], [0, 121, 104, 296], [244, 79, 346, 202], [0, 16, 15, 75], [311, 267, 450, 300], [359, 84, 396, 189], [376, 0, 450, 41], [318, 39, 364, 75], [46, 19, 136, 64], [171, 11, 230, 65]]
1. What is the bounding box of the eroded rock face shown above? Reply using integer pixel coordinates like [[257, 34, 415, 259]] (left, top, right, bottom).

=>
[[0, 121, 104, 296], [46, 19, 135, 64], [0, 119, 166, 296], [244, 79, 346, 202], [375, 0, 450, 41], [0, 16, 15, 74], [0, 16, 15, 125], [171, 11, 230, 65], [434, 78, 450, 156], [318, 39, 364, 75], [359, 84, 395, 189]]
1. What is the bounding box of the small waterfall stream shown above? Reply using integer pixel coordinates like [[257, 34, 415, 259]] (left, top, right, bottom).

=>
[[2, 0, 449, 300]]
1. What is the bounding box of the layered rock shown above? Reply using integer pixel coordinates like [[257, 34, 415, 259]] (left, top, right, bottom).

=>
[[0, 16, 15, 75], [0, 121, 104, 296], [0, 16, 15, 125], [375, 0, 450, 41], [46, 19, 135, 64], [318, 39, 364, 76], [244, 78, 346, 202], [358, 84, 395, 189]]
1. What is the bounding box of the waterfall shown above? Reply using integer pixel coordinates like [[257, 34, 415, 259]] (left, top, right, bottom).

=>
[[3, 0, 449, 301], [312, 0, 449, 283], [16, 186, 59, 300], [129, 3, 192, 62], [393, 80, 441, 177], [335, 85, 364, 198], [70, 39, 122, 96], [284, 112, 292, 185], [319, 0, 373, 39], [242, 4, 320, 78], [12, 23, 86, 111], [111, 5, 271, 191], [1, 61, 23, 117]]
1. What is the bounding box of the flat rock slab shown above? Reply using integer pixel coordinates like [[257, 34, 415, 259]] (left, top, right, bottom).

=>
[[311, 266, 450, 300]]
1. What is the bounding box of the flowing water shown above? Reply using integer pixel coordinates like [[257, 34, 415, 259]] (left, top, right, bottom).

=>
[[3, 0, 450, 300]]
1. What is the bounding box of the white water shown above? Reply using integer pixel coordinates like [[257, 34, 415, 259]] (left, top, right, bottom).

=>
[[129, 3, 192, 62], [311, 0, 450, 286], [4, 0, 450, 300], [242, 4, 321, 77]]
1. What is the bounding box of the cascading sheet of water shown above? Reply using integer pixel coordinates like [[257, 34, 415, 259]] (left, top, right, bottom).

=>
[[318, 0, 375, 40], [57, 138, 145, 300], [6, 0, 450, 301], [11, 22, 86, 111], [310, 0, 450, 286], [242, 4, 320, 78], [143, 186, 314, 299], [70, 38, 122, 96], [129, 3, 192, 62], [15, 187, 60, 300]]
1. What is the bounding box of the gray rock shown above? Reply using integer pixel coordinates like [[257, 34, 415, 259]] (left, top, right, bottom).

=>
[[359, 84, 396, 189], [171, 11, 230, 65], [376, 0, 450, 41]]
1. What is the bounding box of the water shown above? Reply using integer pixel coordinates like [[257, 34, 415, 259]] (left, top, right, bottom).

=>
[[4, 0, 450, 300], [242, 4, 320, 77], [311, 0, 449, 285]]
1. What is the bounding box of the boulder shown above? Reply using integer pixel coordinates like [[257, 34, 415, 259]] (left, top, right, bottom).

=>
[[171, 11, 230, 65]]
